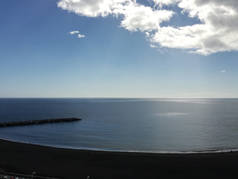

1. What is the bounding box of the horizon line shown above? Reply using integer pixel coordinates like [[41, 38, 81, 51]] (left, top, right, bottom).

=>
[[1, 97, 238, 99]]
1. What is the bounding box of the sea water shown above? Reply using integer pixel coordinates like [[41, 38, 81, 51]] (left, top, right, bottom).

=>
[[0, 98, 238, 153]]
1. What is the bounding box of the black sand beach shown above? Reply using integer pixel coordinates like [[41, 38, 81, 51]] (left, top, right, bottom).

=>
[[0, 139, 238, 179]]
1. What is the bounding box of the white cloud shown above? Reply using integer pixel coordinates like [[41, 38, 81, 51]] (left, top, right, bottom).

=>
[[120, 3, 174, 32], [77, 33, 85, 38], [150, 44, 157, 48], [59, 0, 174, 32], [153, 0, 179, 7], [59, 0, 238, 55], [69, 30, 80, 35], [150, 0, 238, 55], [58, 0, 132, 17], [69, 30, 85, 38], [221, 69, 226, 73]]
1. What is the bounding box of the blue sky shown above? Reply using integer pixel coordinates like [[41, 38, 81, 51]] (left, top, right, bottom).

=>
[[1, 0, 238, 98]]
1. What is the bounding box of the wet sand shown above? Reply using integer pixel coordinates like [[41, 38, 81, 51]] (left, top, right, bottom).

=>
[[0, 139, 237, 179]]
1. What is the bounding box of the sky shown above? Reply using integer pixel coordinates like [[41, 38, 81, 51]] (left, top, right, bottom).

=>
[[1, 0, 238, 98]]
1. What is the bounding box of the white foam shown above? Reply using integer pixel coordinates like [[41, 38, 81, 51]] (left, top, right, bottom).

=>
[[1, 137, 237, 154]]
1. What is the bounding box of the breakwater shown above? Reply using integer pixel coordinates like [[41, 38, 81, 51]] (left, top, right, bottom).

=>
[[0, 118, 81, 127]]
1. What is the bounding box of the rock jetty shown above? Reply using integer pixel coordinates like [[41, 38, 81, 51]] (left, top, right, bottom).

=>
[[0, 118, 81, 127]]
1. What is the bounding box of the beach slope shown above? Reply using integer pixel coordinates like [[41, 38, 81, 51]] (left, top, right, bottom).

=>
[[0, 139, 237, 178]]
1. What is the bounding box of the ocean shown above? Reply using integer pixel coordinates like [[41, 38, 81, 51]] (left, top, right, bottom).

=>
[[0, 98, 238, 153]]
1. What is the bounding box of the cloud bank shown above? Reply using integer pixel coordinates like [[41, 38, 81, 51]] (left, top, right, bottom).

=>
[[59, 0, 238, 55]]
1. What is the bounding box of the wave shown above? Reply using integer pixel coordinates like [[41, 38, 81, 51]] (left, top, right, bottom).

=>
[[1, 137, 238, 155]]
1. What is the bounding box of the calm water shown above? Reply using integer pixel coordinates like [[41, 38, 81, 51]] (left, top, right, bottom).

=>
[[0, 98, 238, 153]]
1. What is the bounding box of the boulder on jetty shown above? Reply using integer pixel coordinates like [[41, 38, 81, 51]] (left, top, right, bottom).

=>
[[0, 118, 81, 128]]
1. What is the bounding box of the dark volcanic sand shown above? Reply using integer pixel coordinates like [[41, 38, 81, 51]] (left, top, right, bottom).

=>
[[0, 139, 238, 179]]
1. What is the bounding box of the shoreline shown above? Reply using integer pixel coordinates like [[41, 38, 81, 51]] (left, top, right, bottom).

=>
[[0, 139, 238, 178], [1, 137, 238, 155]]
